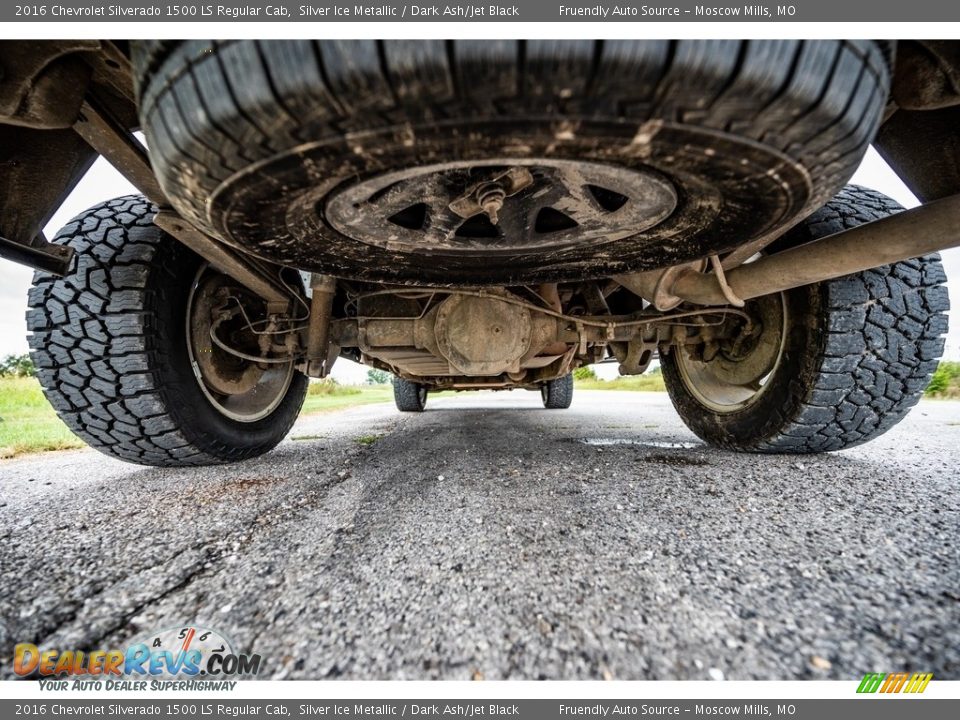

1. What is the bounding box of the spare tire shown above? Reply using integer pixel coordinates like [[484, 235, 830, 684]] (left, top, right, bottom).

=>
[[132, 40, 891, 285]]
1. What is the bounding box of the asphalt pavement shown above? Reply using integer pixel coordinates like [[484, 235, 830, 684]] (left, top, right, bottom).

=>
[[1, 391, 958, 680]]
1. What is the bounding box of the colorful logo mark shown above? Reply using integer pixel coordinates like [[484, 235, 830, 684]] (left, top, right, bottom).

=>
[[13, 625, 261, 679], [857, 672, 933, 694]]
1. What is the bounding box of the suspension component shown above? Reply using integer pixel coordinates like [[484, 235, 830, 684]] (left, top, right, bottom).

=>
[[305, 273, 338, 378]]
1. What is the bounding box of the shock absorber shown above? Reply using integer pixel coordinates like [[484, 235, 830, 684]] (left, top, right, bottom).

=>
[[306, 273, 338, 377]]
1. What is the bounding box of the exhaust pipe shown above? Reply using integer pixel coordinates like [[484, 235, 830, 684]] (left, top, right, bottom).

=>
[[617, 193, 960, 309]]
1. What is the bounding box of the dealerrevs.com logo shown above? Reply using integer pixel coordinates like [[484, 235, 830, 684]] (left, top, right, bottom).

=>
[[14, 625, 262, 691]]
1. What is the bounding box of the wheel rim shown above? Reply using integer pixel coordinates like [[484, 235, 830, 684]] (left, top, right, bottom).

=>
[[323, 159, 677, 257], [418, 386, 427, 408], [673, 293, 788, 413], [185, 264, 294, 423]]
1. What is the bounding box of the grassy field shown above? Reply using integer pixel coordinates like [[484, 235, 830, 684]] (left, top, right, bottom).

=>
[[300, 379, 394, 414], [0, 376, 396, 460], [575, 372, 667, 392], [2, 360, 959, 459], [926, 360, 960, 399], [0, 377, 86, 459]]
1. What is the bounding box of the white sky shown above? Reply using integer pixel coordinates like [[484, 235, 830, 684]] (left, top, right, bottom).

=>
[[0, 146, 957, 385]]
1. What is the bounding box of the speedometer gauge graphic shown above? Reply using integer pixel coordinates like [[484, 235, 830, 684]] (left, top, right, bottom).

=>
[[127, 625, 235, 679]]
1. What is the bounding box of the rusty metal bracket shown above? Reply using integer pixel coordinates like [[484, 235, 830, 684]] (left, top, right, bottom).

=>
[[0, 232, 74, 276], [73, 95, 165, 203], [72, 92, 294, 309], [615, 339, 656, 376], [153, 212, 291, 311]]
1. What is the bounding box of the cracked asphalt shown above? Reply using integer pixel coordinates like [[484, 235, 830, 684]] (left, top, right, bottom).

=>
[[1, 391, 958, 680]]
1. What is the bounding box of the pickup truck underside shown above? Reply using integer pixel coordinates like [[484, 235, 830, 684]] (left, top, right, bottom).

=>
[[0, 40, 954, 466]]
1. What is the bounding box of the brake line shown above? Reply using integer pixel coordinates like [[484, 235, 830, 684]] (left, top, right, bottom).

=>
[[208, 324, 295, 364], [352, 287, 753, 329]]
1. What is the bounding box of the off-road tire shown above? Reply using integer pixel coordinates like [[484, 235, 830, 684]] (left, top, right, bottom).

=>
[[131, 40, 891, 284], [541, 374, 574, 409], [394, 377, 427, 412], [661, 185, 950, 453], [25, 196, 308, 467]]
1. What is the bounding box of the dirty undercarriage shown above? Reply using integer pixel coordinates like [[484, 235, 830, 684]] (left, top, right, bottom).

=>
[[332, 281, 708, 390], [2, 39, 957, 465]]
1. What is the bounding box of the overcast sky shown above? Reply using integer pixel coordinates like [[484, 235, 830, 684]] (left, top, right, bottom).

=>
[[1, 147, 957, 384]]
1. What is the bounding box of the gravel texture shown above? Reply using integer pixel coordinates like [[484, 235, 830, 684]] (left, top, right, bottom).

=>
[[1, 391, 957, 680]]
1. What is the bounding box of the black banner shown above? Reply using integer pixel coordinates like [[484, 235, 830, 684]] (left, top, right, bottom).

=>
[[2, 699, 959, 720], [3, 1, 958, 23]]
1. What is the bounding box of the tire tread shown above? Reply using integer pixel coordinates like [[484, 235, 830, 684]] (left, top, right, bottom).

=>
[[27, 196, 305, 467], [542, 374, 574, 410], [131, 40, 891, 233]]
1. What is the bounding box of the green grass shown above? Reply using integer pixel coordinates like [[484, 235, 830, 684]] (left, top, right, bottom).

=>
[[926, 360, 960, 399], [0, 376, 396, 460], [575, 372, 666, 392], [0, 377, 85, 459], [300, 380, 394, 414]]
